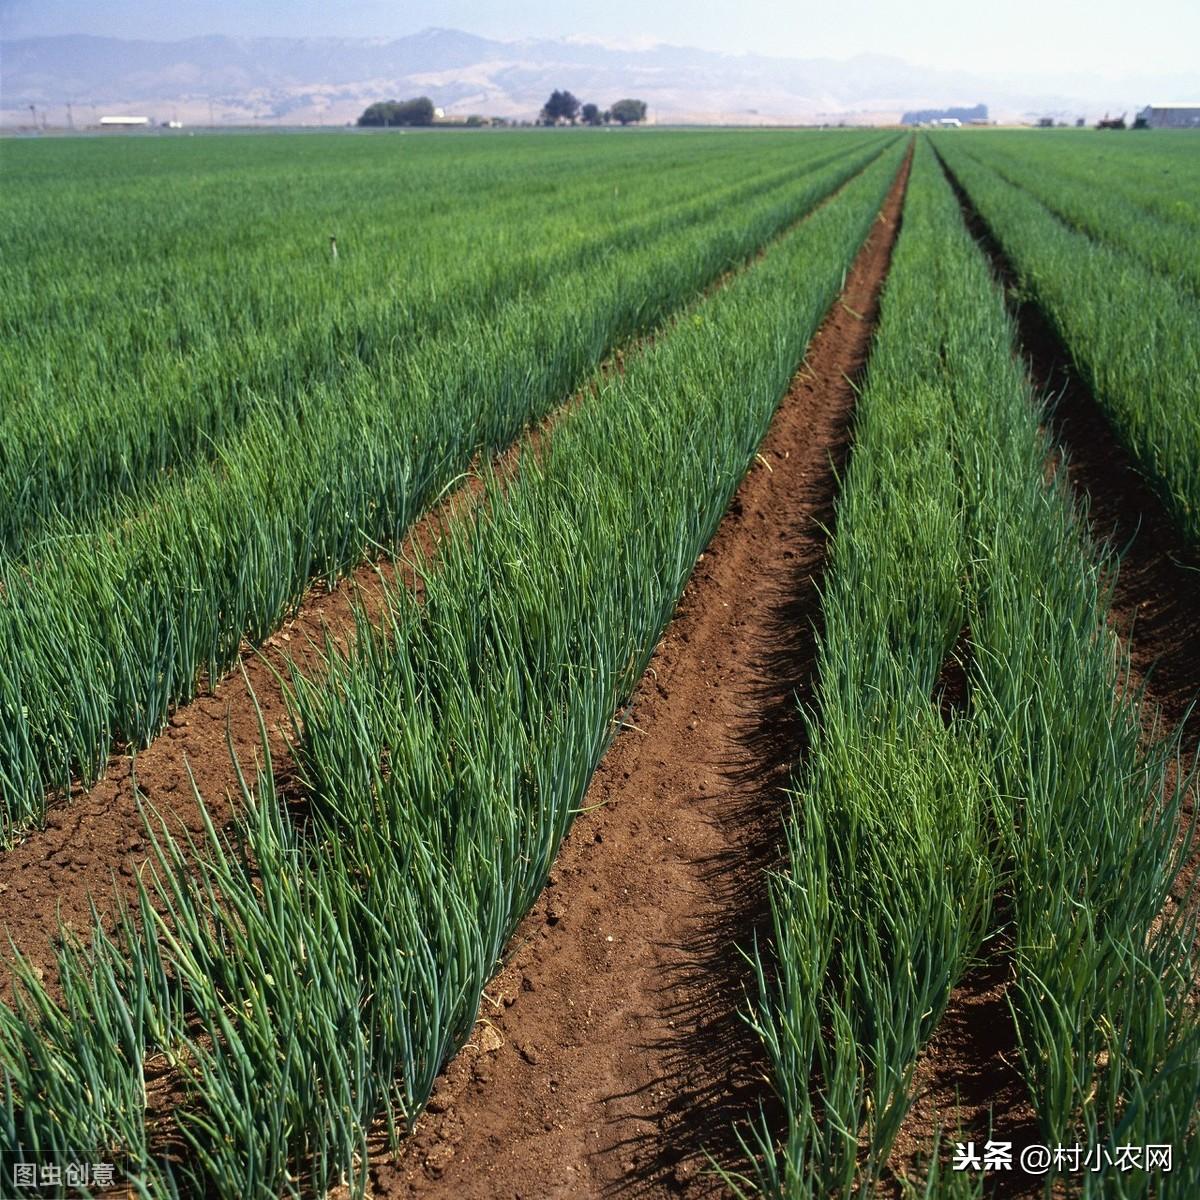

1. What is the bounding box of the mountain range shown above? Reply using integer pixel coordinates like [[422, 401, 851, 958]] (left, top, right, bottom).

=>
[[3, 28, 1193, 128]]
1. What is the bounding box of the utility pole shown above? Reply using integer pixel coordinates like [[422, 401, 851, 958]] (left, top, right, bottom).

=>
[[28, 104, 36, 131], [66, 101, 75, 131]]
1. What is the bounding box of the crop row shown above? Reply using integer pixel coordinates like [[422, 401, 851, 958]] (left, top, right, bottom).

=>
[[0, 132, 897, 842], [0, 142, 908, 1195], [952, 130, 1200, 232], [738, 140, 1198, 1199], [944, 132, 1199, 294], [932, 135, 1200, 551], [0, 132, 881, 555]]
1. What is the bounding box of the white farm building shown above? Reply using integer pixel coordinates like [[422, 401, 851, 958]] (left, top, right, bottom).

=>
[[1136, 104, 1200, 129], [99, 115, 151, 127]]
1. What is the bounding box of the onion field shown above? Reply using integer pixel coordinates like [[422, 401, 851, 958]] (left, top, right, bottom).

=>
[[0, 127, 1196, 1199]]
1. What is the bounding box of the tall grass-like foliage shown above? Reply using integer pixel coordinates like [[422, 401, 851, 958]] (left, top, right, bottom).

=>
[[933, 135, 1200, 551], [0, 143, 907, 1198], [0, 132, 877, 554], [939, 130, 1200, 292], [740, 140, 1197, 1198]]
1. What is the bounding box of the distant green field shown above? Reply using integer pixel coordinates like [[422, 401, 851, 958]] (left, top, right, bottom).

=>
[[0, 129, 882, 548]]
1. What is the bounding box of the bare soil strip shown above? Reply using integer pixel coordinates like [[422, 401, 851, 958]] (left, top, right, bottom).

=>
[[354, 153, 911, 1200], [887, 150, 1200, 1199], [0, 148, 895, 997]]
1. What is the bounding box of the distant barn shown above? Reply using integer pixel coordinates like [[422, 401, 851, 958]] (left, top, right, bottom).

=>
[[1136, 104, 1200, 129]]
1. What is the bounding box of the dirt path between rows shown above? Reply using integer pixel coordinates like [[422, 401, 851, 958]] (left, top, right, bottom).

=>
[[0, 147, 898, 1000], [886, 148, 1200, 1199], [356, 152, 911, 1200]]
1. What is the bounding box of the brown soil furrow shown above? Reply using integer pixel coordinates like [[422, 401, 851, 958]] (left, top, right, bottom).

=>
[[0, 145, 898, 997], [360, 150, 911, 1200], [887, 147, 1200, 1198]]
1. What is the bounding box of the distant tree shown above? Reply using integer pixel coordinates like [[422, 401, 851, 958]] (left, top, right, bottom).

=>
[[357, 97, 435, 127], [357, 101, 392, 127], [609, 98, 648, 125], [602, 109, 612, 124], [581, 102, 603, 126], [403, 97, 436, 125], [540, 89, 581, 125]]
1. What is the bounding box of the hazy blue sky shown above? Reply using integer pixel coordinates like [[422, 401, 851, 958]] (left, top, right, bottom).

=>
[[1, 0, 1194, 79]]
